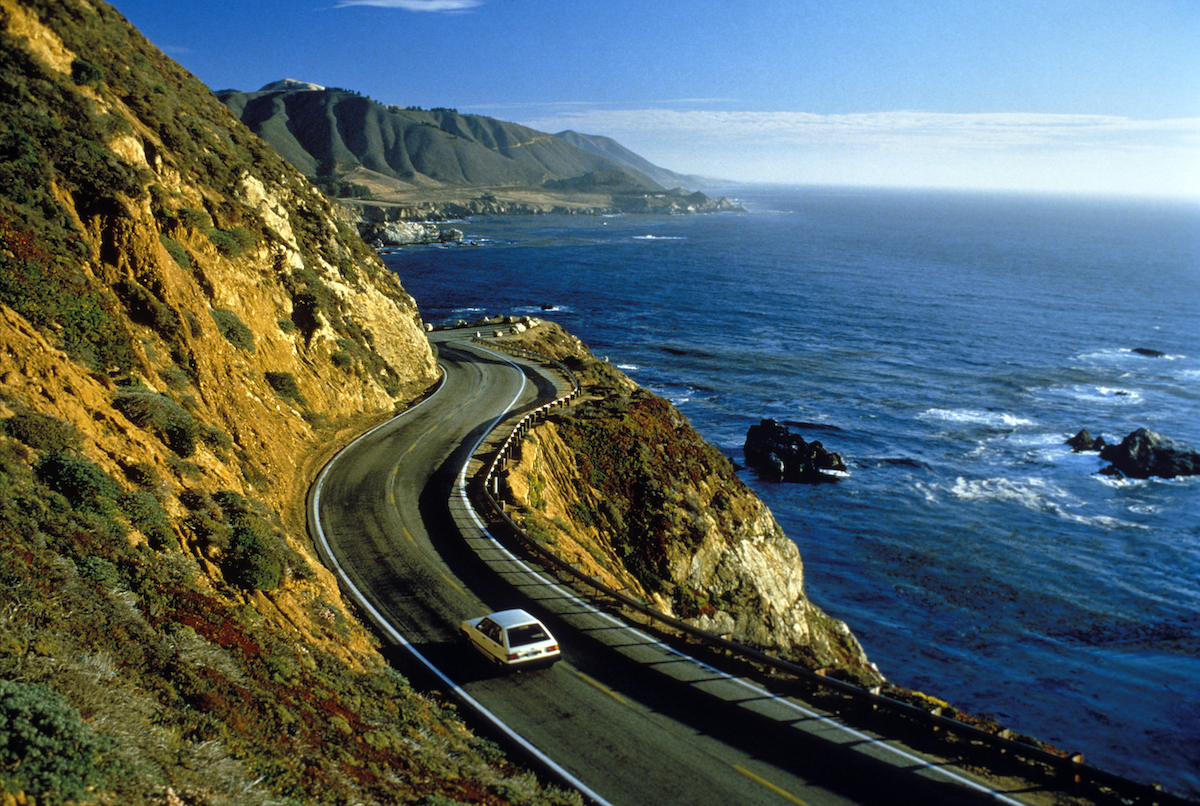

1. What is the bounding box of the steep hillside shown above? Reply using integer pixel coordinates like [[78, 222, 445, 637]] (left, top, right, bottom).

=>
[[218, 82, 746, 220], [553, 129, 708, 191], [219, 83, 662, 193], [0, 1, 578, 804], [492, 323, 884, 687]]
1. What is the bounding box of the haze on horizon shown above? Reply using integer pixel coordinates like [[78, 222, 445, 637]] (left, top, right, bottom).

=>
[[116, 0, 1199, 200]]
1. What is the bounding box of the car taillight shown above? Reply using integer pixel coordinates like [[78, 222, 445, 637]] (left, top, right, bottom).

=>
[[507, 653, 519, 661], [548, 645, 558, 651]]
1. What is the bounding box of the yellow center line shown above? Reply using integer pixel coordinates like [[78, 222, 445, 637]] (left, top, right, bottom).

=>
[[402, 528, 416, 545], [440, 573, 464, 595], [733, 764, 810, 806], [568, 668, 627, 705]]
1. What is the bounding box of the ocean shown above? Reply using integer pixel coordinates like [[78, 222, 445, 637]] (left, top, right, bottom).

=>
[[383, 186, 1200, 798]]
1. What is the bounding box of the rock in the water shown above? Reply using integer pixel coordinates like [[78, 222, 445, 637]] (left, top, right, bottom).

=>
[[744, 418, 846, 483], [1098, 427, 1200, 479], [1066, 428, 1106, 452], [1132, 347, 1166, 358]]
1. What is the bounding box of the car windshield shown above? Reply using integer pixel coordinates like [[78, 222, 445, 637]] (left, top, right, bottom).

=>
[[506, 623, 549, 647]]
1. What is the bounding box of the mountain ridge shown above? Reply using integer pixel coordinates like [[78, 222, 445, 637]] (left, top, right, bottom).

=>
[[218, 81, 742, 218]]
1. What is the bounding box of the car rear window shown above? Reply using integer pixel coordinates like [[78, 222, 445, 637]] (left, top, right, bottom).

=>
[[506, 624, 550, 647]]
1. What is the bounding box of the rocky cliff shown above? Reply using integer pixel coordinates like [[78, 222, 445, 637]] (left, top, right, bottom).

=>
[[493, 324, 883, 686], [0, 2, 578, 804]]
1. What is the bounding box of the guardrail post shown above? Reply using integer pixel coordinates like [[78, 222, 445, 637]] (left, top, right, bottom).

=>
[[1069, 753, 1084, 785]]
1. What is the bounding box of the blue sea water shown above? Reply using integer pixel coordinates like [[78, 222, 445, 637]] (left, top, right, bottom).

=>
[[384, 186, 1200, 797]]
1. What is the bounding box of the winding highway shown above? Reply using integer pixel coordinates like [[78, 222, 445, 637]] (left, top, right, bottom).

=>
[[309, 331, 1031, 806]]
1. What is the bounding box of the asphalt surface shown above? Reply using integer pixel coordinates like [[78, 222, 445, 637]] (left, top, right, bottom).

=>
[[311, 334, 1033, 806]]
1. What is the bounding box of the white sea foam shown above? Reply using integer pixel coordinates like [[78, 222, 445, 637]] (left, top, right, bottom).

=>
[[946, 476, 1141, 529], [514, 304, 573, 315], [919, 407, 1034, 429], [632, 234, 685, 240]]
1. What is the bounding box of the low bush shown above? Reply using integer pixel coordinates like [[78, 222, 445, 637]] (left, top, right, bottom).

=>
[[207, 228, 239, 256], [113, 390, 200, 457], [69, 57, 104, 87], [36, 451, 122, 514], [177, 207, 212, 232], [210, 308, 254, 353], [119, 488, 176, 549], [213, 491, 283, 590], [115, 278, 183, 342], [264, 371, 305, 405], [159, 233, 190, 268], [0, 678, 114, 800], [4, 410, 80, 452]]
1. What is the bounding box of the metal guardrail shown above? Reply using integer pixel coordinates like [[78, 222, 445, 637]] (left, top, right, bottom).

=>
[[470, 336, 1194, 806]]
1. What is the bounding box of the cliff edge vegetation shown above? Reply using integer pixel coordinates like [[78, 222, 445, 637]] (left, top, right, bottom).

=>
[[0, 0, 579, 803], [490, 323, 884, 687]]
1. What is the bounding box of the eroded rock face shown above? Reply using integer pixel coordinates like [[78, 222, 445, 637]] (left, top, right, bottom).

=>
[[499, 328, 882, 685], [1099, 428, 1200, 479], [0, 0, 440, 652]]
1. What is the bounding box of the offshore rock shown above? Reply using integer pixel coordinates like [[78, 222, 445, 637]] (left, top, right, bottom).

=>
[[1098, 427, 1200, 479], [1066, 428, 1106, 452], [744, 418, 846, 482]]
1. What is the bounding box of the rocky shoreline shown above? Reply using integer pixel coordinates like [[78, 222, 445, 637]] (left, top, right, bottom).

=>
[[337, 189, 746, 246]]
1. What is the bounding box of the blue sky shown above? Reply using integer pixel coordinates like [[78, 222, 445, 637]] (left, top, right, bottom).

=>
[[115, 0, 1199, 198]]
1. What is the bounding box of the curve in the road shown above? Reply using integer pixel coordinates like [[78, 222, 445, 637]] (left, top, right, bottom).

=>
[[311, 337, 1033, 806]]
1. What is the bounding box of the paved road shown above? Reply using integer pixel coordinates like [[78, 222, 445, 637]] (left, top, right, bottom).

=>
[[311, 333, 1028, 806]]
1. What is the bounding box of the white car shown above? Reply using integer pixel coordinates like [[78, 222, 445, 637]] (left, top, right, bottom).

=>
[[460, 608, 561, 669]]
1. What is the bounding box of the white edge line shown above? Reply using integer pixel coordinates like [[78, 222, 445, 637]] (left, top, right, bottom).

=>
[[452, 356, 1028, 806], [310, 355, 614, 806]]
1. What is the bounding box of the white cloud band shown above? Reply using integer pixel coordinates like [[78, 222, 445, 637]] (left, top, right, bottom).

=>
[[516, 108, 1200, 196], [521, 108, 1200, 152], [334, 0, 481, 11]]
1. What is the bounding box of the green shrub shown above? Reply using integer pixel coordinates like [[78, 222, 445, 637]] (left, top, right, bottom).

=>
[[97, 113, 132, 138], [177, 207, 213, 232], [36, 451, 122, 514], [230, 226, 256, 252], [210, 308, 255, 352], [200, 423, 232, 451], [207, 228, 239, 256], [264, 371, 305, 405], [159, 233, 190, 268], [206, 226, 256, 259], [112, 390, 200, 457], [119, 488, 176, 549], [226, 527, 281, 590], [157, 364, 190, 390], [77, 555, 121, 588], [4, 411, 79, 452], [115, 278, 183, 342], [70, 57, 104, 87], [0, 679, 113, 800], [213, 491, 283, 590]]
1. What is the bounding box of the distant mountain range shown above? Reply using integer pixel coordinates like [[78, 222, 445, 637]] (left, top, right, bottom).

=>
[[217, 80, 713, 207]]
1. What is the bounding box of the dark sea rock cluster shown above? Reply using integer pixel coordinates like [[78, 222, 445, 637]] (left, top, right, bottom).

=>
[[743, 418, 846, 483], [1068, 427, 1200, 479]]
